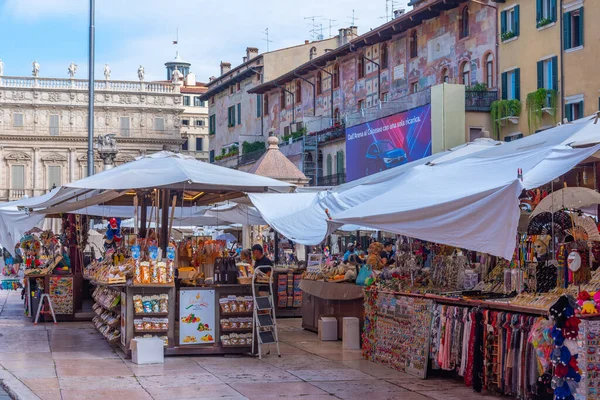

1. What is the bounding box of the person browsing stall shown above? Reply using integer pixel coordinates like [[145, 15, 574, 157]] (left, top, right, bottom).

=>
[[380, 241, 395, 266], [252, 244, 273, 268], [343, 243, 356, 262]]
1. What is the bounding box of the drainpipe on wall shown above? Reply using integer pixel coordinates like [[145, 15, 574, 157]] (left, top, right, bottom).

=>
[[294, 72, 317, 116], [362, 55, 381, 102], [560, 0, 565, 122]]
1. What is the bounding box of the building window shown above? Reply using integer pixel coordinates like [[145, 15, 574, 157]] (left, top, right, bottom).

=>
[[209, 115, 216, 134], [564, 8, 584, 50], [380, 44, 389, 70], [13, 113, 24, 127], [155, 117, 165, 131], [409, 31, 418, 58], [501, 68, 521, 100], [310, 47, 317, 60], [193, 96, 202, 107], [120, 117, 130, 136], [411, 81, 419, 94], [229, 86, 234, 95], [280, 89, 286, 108], [237, 103, 241, 125], [236, 82, 241, 92], [182, 137, 188, 151], [210, 97, 215, 105], [537, 0, 556, 26], [358, 99, 365, 111], [537, 56, 558, 91], [227, 106, 235, 127], [295, 80, 302, 104], [263, 94, 269, 116], [565, 100, 584, 122], [49, 114, 59, 136], [332, 63, 340, 89], [209, 149, 215, 163], [196, 137, 203, 151], [195, 119, 204, 127], [441, 67, 450, 83], [501, 6, 520, 40], [283, 126, 290, 136], [256, 94, 262, 117], [336, 150, 345, 174], [486, 54, 494, 88], [316, 72, 323, 95], [358, 55, 365, 79], [181, 119, 190, 126], [47, 166, 62, 190], [460, 6, 469, 38], [183, 96, 191, 106], [11, 165, 25, 190], [461, 62, 471, 86], [381, 92, 388, 103]]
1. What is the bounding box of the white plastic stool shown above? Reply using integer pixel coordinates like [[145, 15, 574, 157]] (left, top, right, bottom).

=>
[[34, 294, 57, 325], [342, 317, 360, 350], [318, 317, 338, 341]]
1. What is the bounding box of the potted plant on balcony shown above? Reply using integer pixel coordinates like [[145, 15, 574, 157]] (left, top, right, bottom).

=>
[[536, 17, 553, 29], [501, 31, 517, 42], [526, 88, 558, 133], [491, 99, 522, 138]]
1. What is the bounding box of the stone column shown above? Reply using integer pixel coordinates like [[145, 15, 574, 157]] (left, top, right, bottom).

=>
[[69, 148, 76, 183], [32, 147, 39, 197]]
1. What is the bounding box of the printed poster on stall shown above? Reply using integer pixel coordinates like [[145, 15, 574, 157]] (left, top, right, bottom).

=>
[[49, 276, 73, 314], [345, 104, 432, 181], [179, 290, 215, 345]]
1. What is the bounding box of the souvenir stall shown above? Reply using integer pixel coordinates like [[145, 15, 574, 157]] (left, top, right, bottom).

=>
[[24, 151, 293, 356]]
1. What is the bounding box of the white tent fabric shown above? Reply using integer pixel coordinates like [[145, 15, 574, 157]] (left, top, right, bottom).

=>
[[205, 203, 266, 226], [250, 116, 600, 259], [64, 151, 294, 192]]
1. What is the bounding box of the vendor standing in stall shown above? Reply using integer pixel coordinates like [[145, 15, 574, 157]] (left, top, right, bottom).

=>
[[252, 244, 273, 268], [380, 241, 395, 266]]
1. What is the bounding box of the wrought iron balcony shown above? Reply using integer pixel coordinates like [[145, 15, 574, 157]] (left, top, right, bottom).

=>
[[311, 172, 346, 187], [465, 90, 498, 112]]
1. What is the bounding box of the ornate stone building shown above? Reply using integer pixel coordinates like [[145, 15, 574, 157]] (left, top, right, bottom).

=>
[[0, 71, 183, 200]]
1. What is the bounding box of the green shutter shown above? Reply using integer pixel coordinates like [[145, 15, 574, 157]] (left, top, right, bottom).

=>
[[501, 11, 507, 34], [551, 56, 558, 91], [514, 6, 520, 36], [515, 68, 521, 101], [565, 105, 572, 121], [579, 7, 584, 46], [536, 0, 542, 22], [256, 95, 261, 118], [564, 12, 571, 49], [537, 61, 543, 89], [501, 72, 508, 100], [237, 103, 241, 125], [551, 0, 557, 22], [579, 101, 584, 119]]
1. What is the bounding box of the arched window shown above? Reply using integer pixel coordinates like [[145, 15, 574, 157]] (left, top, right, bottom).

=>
[[358, 55, 365, 79], [332, 63, 340, 89], [485, 54, 494, 88], [461, 61, 471, 86], [410, 31, 418, 58], [460, 6, 469, 39], [334, 107, 341, 125], [280, 89, 286, 108], [381, 43, 389, 70], [336, 150, 345, 174], [316, 72, 323, 95], [441, 67, 450, 83], [310, 47, 317, 60], [326, 154, 333, 176], [263, 94, 269, 116], [295, 80, 302, 103]]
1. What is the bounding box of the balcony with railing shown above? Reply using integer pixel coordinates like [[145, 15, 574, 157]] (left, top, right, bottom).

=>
[[465, 90, 498, 112], [0, 76, 178, 94], [314, 172, 346, 187]]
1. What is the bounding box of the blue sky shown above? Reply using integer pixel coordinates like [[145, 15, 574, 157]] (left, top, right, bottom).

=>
[[0, 0, 410, 82]]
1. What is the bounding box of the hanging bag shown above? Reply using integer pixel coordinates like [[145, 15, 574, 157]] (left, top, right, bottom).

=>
[[356, 264, 372, 286]]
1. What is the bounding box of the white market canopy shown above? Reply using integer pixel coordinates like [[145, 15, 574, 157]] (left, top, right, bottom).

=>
[[250, 116, 600, 260]]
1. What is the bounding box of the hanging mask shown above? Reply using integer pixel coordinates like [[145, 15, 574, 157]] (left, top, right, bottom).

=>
[[567, 251, 581, 272]]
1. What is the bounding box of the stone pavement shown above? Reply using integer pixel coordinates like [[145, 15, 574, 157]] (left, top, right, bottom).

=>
[[0, 290, 503, 400]]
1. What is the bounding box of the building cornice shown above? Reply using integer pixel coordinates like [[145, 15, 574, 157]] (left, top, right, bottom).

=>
[[0, 135, 185, 145]]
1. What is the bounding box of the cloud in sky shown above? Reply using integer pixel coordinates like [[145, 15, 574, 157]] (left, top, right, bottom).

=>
[[0, 0, 411, 82]]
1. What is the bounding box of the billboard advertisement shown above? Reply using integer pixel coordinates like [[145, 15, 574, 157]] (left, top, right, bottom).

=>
[[345, 104, 432, 181]]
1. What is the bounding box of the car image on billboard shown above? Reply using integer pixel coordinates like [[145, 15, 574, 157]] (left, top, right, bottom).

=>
[[345, 104, 432, 181]]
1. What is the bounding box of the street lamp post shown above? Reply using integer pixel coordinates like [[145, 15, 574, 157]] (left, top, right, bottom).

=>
[[87, 0, 95, 177]]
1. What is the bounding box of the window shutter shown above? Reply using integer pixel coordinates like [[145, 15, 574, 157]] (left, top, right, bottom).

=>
[[48, 166, 62, 189], [565, 105, 572, 122], [536, 0, 542, 22], [11, 165, 24, 189], [579, 7, 584, 46], [537, 61, 543, 89], [579, 101, 584, 119], [256, 95, 261, 118], [501, 72, 508, 100], [514, 68, 521, 101], [501, 11, 507, 34], [551, 56, 558, 91], [551, 0, 557, 22], [237, 103, 241, 125], [514, 6, 520, 36], [564, 12, 571, 49]]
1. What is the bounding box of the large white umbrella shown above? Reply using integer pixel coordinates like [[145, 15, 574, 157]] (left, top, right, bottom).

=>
[[530, 187, 600, 217]]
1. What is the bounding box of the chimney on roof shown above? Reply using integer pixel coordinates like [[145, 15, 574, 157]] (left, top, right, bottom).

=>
[[305, 40, 309, 44], [185, 72, 196, 86], [338, 27, 358, 47], [243, 56, 248, 63], [246, 47, 259, 60], [393, 9, 406, 18], [349, 26, 358, 38], [220, 61, 231, 75], [209, 76, 216, 82]]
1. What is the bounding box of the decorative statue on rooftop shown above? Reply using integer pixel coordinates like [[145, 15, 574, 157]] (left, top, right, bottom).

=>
[[32, 60, 40, 77], [137, 65, 145, 81], [0, 59, 4, 76], [171, 66, 182, 83], [67, 62, 78, 78], [103, 64, 111, 80]]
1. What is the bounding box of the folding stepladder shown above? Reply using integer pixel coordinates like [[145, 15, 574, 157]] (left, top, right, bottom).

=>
[[34, 293, 57, 325], [251, 265, 281, 359]]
